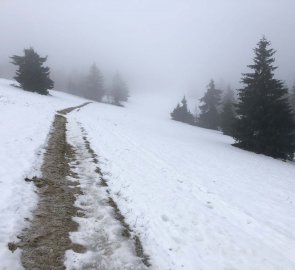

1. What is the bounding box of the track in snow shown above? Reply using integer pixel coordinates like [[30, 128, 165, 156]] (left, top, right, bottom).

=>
[[65, 119, 148, 269], [17, 103, 148, 270]]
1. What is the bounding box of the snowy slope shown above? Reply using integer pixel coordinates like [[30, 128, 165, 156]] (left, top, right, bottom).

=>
[[70, 92, 295, 270], [1, 78, 295, 270], [0, 79, 85, 269]]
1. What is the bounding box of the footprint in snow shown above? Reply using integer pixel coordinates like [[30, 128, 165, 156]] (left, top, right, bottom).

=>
[[206, 201, 214, 209], [161, 214, 169, 222]]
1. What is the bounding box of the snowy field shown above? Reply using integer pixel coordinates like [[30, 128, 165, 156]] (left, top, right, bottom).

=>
[[1, 78, 295, 269], [71, 93, 295, 270], [0, 79, 84, 269]]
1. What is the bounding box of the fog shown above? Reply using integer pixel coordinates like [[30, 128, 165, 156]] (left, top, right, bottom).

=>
[[0, 0, 295, 95]]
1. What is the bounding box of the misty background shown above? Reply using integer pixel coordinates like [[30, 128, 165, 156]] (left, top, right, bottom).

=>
[[0, 0, 295, 96]]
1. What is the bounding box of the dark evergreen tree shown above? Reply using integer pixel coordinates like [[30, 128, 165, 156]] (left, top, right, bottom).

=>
[[85, 63, 104, 101], [198, 80, 222, 130], [171, 103, 181, 119], [10, 48, 53, 95], [234, 37, 295, 160], [171, 96, 195, 125], [111, 72, 129, 105]]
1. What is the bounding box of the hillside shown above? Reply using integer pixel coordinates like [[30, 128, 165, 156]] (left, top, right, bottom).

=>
[[0, 79, 86, 269], [1, 79, 295, 269]]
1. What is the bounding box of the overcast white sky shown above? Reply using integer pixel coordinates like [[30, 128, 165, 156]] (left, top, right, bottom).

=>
[[0, 0, 295, 94]]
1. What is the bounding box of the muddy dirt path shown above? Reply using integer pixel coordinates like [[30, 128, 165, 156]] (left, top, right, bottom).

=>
[[17, 102, 149, 270], [19, 103, 90, 270]]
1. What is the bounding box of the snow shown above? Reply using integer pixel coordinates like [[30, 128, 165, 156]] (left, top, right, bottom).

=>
[[65, 120, 147, 270], [1, 78, 295, 270], [0, 79, 85, 269], [71, 92, 295, 270]]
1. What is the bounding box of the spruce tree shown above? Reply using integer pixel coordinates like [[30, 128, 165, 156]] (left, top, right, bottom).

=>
[[171, 96, 195, 125], [85, 63, 104, 102], [234, 37, 295, 160], [198, 80, 222, 130], [111, 72, 129, 105], [10, 48, 53, 95], [171, 103, 181, 119]]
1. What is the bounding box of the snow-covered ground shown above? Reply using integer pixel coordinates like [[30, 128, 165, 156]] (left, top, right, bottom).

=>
[[65, 120, 147, 270], [1, 78, 295, 269], [0, 79, 85, 269], [70, 93, 295, 270]]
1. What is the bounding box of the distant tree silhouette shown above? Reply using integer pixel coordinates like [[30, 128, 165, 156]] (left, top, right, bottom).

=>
[[222, 85, 235, 104], [220, 101, 236, 136], [85, 63, 104, 102], [111, 72, 129, 105], [171, 96, 195, 125], [234, 37, 295, 160], [289, 84, 295, 113], [10, 47, 53, 95], [198, 80, 222, 130], [67, 77, 76, 94], [66, 70, 85, 96], [220, 86, 236, 135]]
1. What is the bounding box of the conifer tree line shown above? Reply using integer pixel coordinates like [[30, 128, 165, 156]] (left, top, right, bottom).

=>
[[66, 66, 129, 106], [9, 47, 129, 105], [171, 80, 236, 133], [170, 96, 195, 125], [171, 37, 295, 160], [4, 42, 295, 160]]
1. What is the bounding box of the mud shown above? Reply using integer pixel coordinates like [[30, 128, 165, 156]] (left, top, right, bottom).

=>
[[16, 101, 150, 269], [18, 103, 89, 270]]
